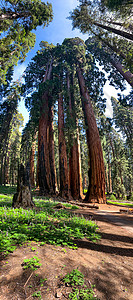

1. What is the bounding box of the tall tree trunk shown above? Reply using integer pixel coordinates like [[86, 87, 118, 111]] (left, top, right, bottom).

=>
[[49, 103, 57, 193], [108, 155, 112, 194], [67, 72, 83, 199], [105, 164, 109, 194], [94, 21, 133, 41], [37, 59, 57, 194], [29, 132, 37, 188], [110, 57, 133, 87], [58, 93, 69, 198], [77, 67, 106, 203], [5, 155, 9, 184]]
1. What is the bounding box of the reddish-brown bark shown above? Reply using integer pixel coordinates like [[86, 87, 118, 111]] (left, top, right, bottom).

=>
[[77, 67, 106, 203], [29, 132, 37, 188], [58, 93, 69, 197], [108, 150, 112, 194], [67, 73, 83, 199], [105, 164, 109, 194], [37, 60, 57, 194], [110, 58, 133, 87]]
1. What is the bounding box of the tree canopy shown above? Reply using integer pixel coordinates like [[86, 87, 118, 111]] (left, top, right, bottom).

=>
[[0, 0, 53, 82]]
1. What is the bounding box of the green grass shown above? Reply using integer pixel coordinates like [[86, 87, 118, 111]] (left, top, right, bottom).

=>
[[0, 189, 100, 255], [107, 200, 133, 207], [0, 185, 16, 195]]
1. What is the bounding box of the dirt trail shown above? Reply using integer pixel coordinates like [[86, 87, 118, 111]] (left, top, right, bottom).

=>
[[0, 204, 133, 300], [74, 204, 133, 234]]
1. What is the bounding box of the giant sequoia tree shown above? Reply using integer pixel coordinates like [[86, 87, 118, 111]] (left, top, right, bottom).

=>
[[23, 37, 107, 203]]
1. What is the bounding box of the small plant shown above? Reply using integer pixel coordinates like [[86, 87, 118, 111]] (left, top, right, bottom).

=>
[[110, 194, 116, 201], [32, 291, 41, 298], [22, 256, 41, 271], [31, 247, 36, 252], [129, 192, 133, 202], [39, 278, 47, 286], [69, 287, 99, 299], [64, 269, 84, 287]]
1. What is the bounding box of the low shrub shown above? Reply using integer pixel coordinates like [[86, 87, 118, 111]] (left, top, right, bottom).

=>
[[109, 194, 116, 201]]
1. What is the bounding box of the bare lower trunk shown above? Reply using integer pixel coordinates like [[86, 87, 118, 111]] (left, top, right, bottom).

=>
[[109, 162, 112, 194], [37, 59, 57, 195], [77, 67, 106, 203], [105, 164, 109, 194], [49, 104, 57, 193], [38, 99, 56, 194], [12, 164, 35, 208], [67, 72, 83, 199], [58, 93, 69, 198], [30, 133, 37, 188], [69, 134, 83, 199]]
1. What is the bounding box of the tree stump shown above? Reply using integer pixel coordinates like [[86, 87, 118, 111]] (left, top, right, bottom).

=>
[[12, 163, 35, 208]]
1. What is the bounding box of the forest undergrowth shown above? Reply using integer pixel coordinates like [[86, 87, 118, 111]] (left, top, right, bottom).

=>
[[0, 187, 100, 256]]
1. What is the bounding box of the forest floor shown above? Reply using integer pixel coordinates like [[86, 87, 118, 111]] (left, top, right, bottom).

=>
[[0, 200, 133, 300]]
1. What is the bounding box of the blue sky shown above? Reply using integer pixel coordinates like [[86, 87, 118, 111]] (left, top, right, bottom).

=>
[[15, 0, 130, 128]]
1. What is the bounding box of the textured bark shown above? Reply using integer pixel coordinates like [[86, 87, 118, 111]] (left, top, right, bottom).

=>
[[38, 98, 56, 194], [94, 21, 133, 41], [108, 150, 112, 194], [67, 73, 83, 199], [77, 67, 106, 203], [37, 59, 57, 195], [49, 103, 57, 193], [58, 93, 69, 197], [29, 132, 37, 188], [12, 164, 35, 208], [5, 155, 9, 184], [105, 164, 109, 194], [110, 58, 133, 87]]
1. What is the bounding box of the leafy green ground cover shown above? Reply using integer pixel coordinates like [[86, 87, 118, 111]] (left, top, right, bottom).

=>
[[0, 191, 100, 255], [0, 185, 16, 195], [63, 269, 99, 299]]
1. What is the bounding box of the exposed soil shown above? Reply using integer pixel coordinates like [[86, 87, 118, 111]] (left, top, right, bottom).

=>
[[0, 203, 133, 300]]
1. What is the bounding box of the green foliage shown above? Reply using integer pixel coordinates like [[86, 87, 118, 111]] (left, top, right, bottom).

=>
[[22, 256, 41, 271], [109, 194, 116, 201], [70, 0, 133, 86], [129, 193, 133, 202], [107, 201, 133, 207], [32, 291, 42, 298], [69, 288, 98, 299], [0, 192, 100, 255], [0, 0, 53, 81], [64, 269, 84, 287], [63, 269, 99, 299]]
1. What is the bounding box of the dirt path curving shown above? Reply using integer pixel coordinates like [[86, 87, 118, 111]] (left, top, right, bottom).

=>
[[0, 204, 133, 300]]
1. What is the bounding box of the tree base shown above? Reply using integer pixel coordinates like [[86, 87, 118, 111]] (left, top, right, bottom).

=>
[[84, 190, 106, 204], [12, 186, 35, 209]]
